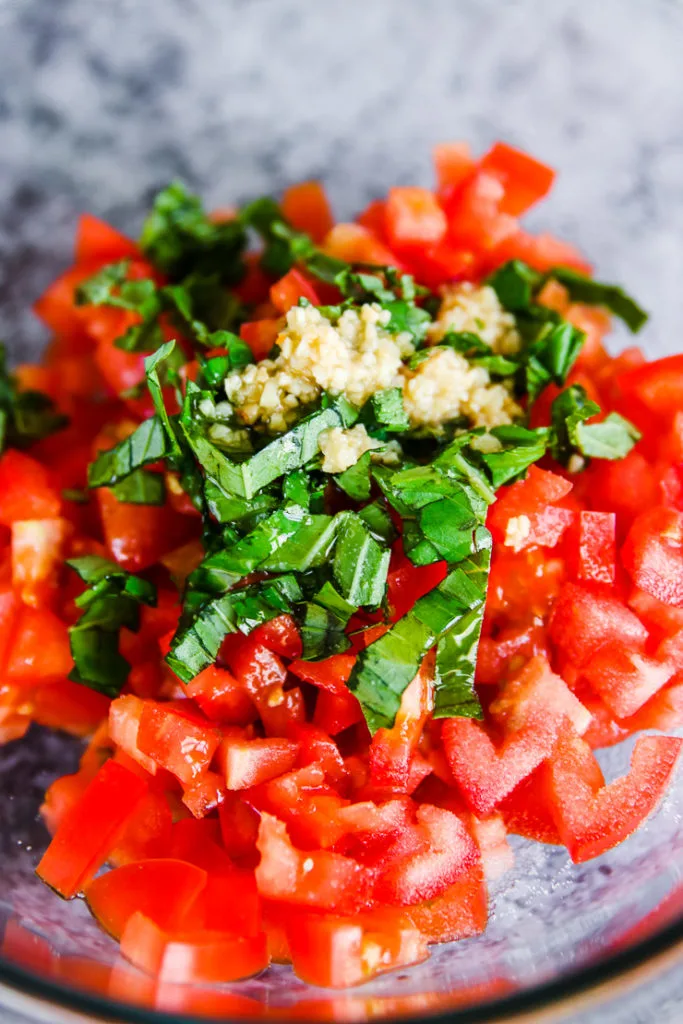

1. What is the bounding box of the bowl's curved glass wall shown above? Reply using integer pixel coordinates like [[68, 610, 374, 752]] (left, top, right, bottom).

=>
[[1, 0, 683, 1020]]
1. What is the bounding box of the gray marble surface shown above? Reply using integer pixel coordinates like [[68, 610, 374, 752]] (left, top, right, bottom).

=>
[[1, 1, 683, 1022]]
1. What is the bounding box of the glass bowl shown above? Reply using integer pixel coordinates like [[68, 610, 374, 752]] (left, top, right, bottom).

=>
[[2, 0, 683, 1020]]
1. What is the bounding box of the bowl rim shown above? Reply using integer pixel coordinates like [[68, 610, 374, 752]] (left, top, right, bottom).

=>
[[2, 905, 683, 1023]]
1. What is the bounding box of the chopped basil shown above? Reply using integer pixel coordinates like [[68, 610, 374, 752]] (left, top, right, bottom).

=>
[[140, 181, 247, 283], [88, 416, 168, 489], [0, 344, 67, 453], [488, 260, 542, 311], [550, 385, 640, 465], [166, 594, 238, 683], [110, 468, 166, 505], [298, 582, 355, 660], [525, 321, 585, 405], [335, 450, 373, 501], [66, 556, 157, 696], [333, 514, 390, 607], [550, 266, 648, 333], [369, 388, 410, 433], [481, 425, 550, 487]]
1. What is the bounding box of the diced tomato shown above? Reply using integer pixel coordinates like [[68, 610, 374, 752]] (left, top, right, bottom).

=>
[[37, 760, 149, 898], [111, 786, 174, 864], [252, 614, 303, 659], [255, 813, 369, 912], [583, 642, 673, 719], [218, 792, 260, 861], [186, 666, 255, 726], [479, 142, 555, 216], [488, 466, 574, 551], [568, 511, 616, 586], [33, 263, 97, 337], [137, 702, 220, 785], [108, 696, 159, 775], [287, 911, 428, 988], [289, 653, 355, 694], [584, 451, 658, 530], [542, 732, 682, 863], [489, 654, 591, 737], [32, 680, 110, 738], [270, 268, 321, 313], [86, 859, 208, 940], [375, 804, 479, 906], [97, 487, 195, 572], [323, 223, 399, 266], [442, 715, 559, 817], [405, 861, 488, 943], [499, 770, 561, 845], [239, 319, 281, 361], [619, 355, 683, 421], [120, 912, 269, 983], [629, 587, 683, 638], [181, 770, 226, 819], [6, 606, 72, 684], [314, 688, 364, 735], [217, 733, 299, 790], [433, 141, 476, 193], [0, 451, 61, 525], [288, 722, 347, 785], [548, 582, 648, 668], [387, 557, 448, 621], [385, 187, 447, 249], [488, 229, 592, 275], [74, 214, 139, 265], [11, 518, 72, 607], [367, 662, 433, 794], [281, 181, 334, 243], [446, 171, 518, 251], [622, 507, 683, 608]]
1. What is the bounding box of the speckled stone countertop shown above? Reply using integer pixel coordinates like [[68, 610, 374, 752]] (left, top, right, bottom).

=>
[[1, 1, 683, 1022]]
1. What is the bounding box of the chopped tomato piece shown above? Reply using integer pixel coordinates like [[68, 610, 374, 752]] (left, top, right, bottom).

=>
[[571, 511, 616, 586], [11, 518, 72, 607], [281, 181, 334, 242], [86, 859, 208, 940], [252, 614, 303, 659], [488, 229, 592, 275], [239, 319, 280, 360], [479, 141, 555, 216], [542, 732, 682, 863], [433, 141, 476, 193], [6, 605, 72, 684], [405, 862, 488, 943], [186, 665, 255, 726], [75, 213, 139, 265], [97, 487, 194, 572], [323, 223, 399, 266], [270, 268, 321, 313], [622, 507, 683, 608], [137, 702, 220, 785], [619, 354, 683, 421], [446, 171, 518, 251], [583, 642, 673, 719], [37, 760, 148, 898], [217, 733, 299, 790], [548, 582, 648, 668], [385, 187, 447, 248], [120, 912, 269, 982], [0, 450, 61, 525]]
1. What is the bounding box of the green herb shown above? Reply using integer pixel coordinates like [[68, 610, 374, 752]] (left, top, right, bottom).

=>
[[550, 385, 640, 465], [525, 321, 585, 404], [333, 514, 390, 607], [335, 450, 373, 501], [88, 417, 167, 489], [488, 260, 542, 311], [479, 425, 550, 487], [110, 468, 166, 505], [0, 344, 67, 453], [368, 388, 410, 433], [550, 266, 648, 333], [140, 181, 247, 283], [298, 582, 355, 660], [67, 556, 157, 696]]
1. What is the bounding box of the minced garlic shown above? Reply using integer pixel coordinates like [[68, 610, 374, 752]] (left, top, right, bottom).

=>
[[429, 282, 521, 355], [224, 303, 407, 433], [403, 348, 521, 431], [318, 424, 380, 474], [504, 514, 532, 552]]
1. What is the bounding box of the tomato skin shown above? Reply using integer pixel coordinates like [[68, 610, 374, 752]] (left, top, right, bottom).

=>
[[622, 507, 683, 608], [97, 487, 195, 572], [479, 142, 555, 216], [270, 268, 321, 313], [37, 760, 149, 898], [583, 642, 673, 719], [6, 605, 72, 684], [619, 355, 683, 421], [548, 582, 648, 668], [323, 223, 399, 266], [0, 451, 61, 525], [120, 912, 269, 983], [281, 181, 335, 242], [137, 702, 220, 785], [32, 680, 110, 738], [85, 859, 208, 940], [255, 813, 369, 912], [75, 214, 139, 265], [186, 665, 255, 726], [252, 614, 303, 659], [542, 732, 682, 863], [239, 319, 281, 360]]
